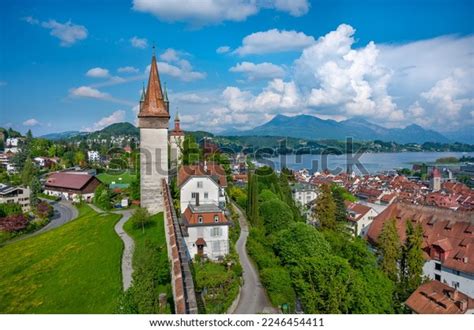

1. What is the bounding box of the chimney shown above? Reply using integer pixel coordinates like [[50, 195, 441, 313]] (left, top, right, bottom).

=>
[[453, 288, 459, 300], [457, 299, 467, 312]]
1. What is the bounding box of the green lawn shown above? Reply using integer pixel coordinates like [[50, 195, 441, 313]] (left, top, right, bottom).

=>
[[0, 205, 123, 313], [120, 213, 172, 313], [97, 171, 136, 185]]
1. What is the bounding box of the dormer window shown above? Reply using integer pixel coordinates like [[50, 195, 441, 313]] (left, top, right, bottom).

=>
[[198, 216, 203, 224]]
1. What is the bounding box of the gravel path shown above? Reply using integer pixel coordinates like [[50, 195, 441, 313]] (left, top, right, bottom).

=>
[[232, 203, 278, 314], [113, 210, 134, 291], [90, 205, 135, 291]]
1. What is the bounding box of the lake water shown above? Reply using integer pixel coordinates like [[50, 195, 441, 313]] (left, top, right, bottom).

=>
[[262, 152, 474, 175]]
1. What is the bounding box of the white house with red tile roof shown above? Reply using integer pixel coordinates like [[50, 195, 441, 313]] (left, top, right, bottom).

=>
[[345, 201, 378, 237], [181, 204, 229, 260], [44, 171, 102, 202], [177, 162, 227, 213]]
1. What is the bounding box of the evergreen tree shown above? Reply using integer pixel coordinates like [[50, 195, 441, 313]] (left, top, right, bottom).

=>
[[21, 157, 35, 186], [278, 169, 301, 221], [402, 221, 424, 298], [246, 171, 252, 218], [29, 176, 41, 207], [378, 218, 401, 283], [331, 185, 347, 222], [26, 129, 33, 141], [249, 173, 259, 226], [313, 184, 337, 230]]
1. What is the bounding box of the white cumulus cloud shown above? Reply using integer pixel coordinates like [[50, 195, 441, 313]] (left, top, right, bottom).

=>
[[132, 0, 310, 26], [130, 36, 148, 49], [216, 46, 231, 54], [82, 110, 126, 132], [70, 86, 109, 99], [86, 67, 110, 78], [117, 66, 139, 74], [230, 61, 285, 80], [23, 118, 40, 126], [23, 16, 87, 46], [235, 29, 315, 55]]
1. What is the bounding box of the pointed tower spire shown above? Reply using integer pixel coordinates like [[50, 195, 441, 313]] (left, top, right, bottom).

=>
[[163, 82, 170, 113], [138, 53, 169, 118], [140, 82, 146, 102]]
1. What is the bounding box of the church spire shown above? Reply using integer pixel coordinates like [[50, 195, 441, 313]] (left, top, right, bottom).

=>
[[163, 82, 169, 112], [138, 53, 169, 118]]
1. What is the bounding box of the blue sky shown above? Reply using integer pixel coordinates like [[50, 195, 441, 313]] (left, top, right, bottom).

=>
[[1, 0, 473, 136]]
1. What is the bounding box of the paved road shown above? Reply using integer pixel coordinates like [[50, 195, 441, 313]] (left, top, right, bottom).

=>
[[2, 199, 78, 245], [35, 199, 78, 234], [232, 202, 278, 314], [113, 210, 134, 291]]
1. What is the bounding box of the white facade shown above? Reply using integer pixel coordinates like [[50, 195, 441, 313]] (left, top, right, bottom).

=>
[[422, 259, 474, 298], [169, 135, 184, 171], [43, 188, 94, 203], [292, 189, 318, 206], [5, 138, 19, 154], [185, 225, 229, 261], [350, 208, 378, 237], [0, 184, 31, 212], [87, 150, 100, 162], [179, 176, 225, 213]]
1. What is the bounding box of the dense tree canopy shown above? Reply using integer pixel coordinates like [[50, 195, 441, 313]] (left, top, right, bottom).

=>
[[259, 199, 294, 235], [274, 222, 330, 265], [313, 184, 337, 230]]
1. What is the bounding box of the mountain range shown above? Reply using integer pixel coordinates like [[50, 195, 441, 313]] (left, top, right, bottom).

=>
[[220, 115, 464, 144], [38, 115, 471, 145]]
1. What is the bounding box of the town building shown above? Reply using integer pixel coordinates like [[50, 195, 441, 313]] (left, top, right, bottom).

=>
[[138, 52, 170, 214], [177, 163, 227, 213], [87, 150, 100, 163], [44, 171, 102, 202], [0, 151, 15, 173], [430, 167, 442, 192], [181, 204, 230, 261], [0, 184, 31, 212], [169, 112, 185, 173], [177, 163, 229, 260], [368, 202, 474, 297], [405, 280, 474, 314], [4, 138, 20, 154], [345, 201, 378, 237], [292, 183, 318, 206]]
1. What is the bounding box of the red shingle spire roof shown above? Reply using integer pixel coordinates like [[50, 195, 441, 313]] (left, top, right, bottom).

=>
[[139, 54, 169, 118]]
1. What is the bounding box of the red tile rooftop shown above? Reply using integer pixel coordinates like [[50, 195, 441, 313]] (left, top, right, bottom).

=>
[[405, 280, 473, 314]]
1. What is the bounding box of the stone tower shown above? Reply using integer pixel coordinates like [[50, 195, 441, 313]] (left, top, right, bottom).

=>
[[169, 112, 185, 172], [430, 167, 441, 192], [138, 53, 170, 214]]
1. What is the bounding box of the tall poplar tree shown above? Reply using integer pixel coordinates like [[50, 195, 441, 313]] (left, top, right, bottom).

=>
[[378, 218, 401, 283], [314, 184, 337, 230], [402, 221, 424, 296]]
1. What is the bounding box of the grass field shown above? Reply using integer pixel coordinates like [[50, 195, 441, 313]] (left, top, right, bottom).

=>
[[121, 213, 172, 313], [97, 171, 136, 185], [0, 205, 123, 313]]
